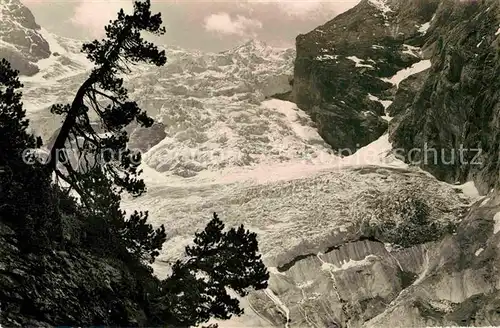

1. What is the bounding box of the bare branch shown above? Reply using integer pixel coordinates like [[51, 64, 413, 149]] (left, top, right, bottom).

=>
[[91, 88, 124, 106]]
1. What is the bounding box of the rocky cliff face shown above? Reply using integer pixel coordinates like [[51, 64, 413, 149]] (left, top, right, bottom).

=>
[[292, 0, 440, 153], [231, 167, 470, 328], [279, 0, 500, 326], [0, 221, 150, 326], [389, 0, 500, 194], [0, 0, 51, 75], [365, 190, 500, 327]]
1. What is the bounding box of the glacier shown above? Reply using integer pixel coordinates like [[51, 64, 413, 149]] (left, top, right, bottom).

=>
[[19, 33, 479, 327]]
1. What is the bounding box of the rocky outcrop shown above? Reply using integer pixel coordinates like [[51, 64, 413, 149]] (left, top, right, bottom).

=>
[[128, 122, 167, 153], [0, 221, 149, 326], [227, 181, 500, 328], [389, 0, 500, 194], [0, 0, 51, 75], [291, 0, 440, 152], [248, 239, 428, 327], [364, 191, 500, 327]]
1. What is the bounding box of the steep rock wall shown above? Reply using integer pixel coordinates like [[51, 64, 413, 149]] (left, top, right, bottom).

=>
[[292, 0, 440, 152], [0, 0, 51, 75], [364, 191, 500, 327], [389, 0, 500, 194]]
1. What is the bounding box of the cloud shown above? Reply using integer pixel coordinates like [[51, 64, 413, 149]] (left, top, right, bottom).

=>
[[203, 12, 262, 36], [242, 0, 360, 18], [22, 0, 362, 52], [69, 0, 134, 37], [252, 0, 322, 15]]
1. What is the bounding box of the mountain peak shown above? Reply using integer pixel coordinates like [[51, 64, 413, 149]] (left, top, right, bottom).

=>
[[0, 0, 50, 75], [234, 39, 269, 52], [1, 0, 40, 29], [243, 38, 267, 46], [365, 0, 393, 13]]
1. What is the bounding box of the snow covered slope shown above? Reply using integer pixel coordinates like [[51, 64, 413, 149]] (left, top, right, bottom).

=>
[[0, 0, 50, 75], [121, 132, 471, 328], [23, 39, 314, 178], [122, 134, 416, 270], [20, 29, 92, 83]]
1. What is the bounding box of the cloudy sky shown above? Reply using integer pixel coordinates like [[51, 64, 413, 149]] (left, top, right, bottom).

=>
[[22, 0, 361, 52]]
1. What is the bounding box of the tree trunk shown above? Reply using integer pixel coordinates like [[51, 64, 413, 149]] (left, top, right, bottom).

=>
[[47, 23, 131, 172]]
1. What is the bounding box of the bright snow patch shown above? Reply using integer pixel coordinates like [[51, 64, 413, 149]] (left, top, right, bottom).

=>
[[142, 98, 338, 181], [341, 133, 405, 167], [368, 94, 393, 109], [494, 212, 500, 234], [418, 22, 431, 34], [262, 99, 329, 143], [475, 248, 484, 256], [452, 181, 481, 200], [346, 56, 374, 68], [20, 29, 92, 84], [321, 255, 378, 272], [315, 54, 338, 61], [381, 60, 431, 87], [368, 0, 392, 14]]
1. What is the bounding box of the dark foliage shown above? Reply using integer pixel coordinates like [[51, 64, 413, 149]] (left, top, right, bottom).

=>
[[0, 2, 269, 326], [76, 166, 166, 264], [0, 59, 61, 248], [46, 0, 169, 267], [150, 213, 269, 327], [48, 0, 167, 203], [0, 59, 40, 153]]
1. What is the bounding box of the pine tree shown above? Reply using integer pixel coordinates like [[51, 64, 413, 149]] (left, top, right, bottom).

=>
[[150, 213, 269, 327], [0, 59, 42, 178], [0, 59, 60, 246], [48, 0, 167, 204], [1, 3, 270, 325], [77, 167, 166, 264]]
